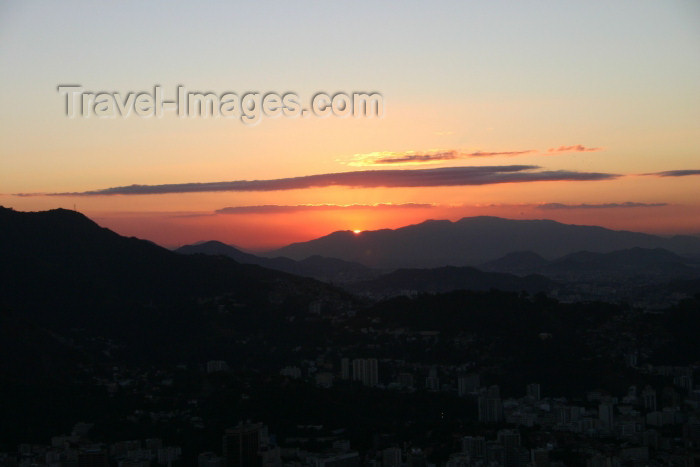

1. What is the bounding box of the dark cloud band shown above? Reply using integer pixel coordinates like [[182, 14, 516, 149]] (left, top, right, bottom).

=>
[[23, 165, 619, 196], [647, 170, 700, 177], [538, 202, 667, 210], [215, 203, 433, 214]]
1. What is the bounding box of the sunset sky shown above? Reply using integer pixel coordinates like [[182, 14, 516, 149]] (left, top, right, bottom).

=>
[[1, 1, 699, 250]]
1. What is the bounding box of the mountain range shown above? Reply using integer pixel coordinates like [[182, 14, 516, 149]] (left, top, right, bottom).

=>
[[177, 218, 700, 299], [266, 216, 700, 269], [0, 206, 350, 335], [176, 240, 378, 283], [4, 208, 700, 309], [481, 247, 700, 281], [176, 241, 564, 298]]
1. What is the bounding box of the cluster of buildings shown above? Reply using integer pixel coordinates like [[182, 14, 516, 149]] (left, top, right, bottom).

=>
[[4, 300, 700, 466], [272, 353, 700, 465], [0, 425, 182, 467]]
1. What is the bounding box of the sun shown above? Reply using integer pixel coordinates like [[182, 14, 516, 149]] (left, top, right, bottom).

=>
[[352, 229, 363, 234]]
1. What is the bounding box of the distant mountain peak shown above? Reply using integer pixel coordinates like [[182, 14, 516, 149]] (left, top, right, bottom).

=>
[[268, 217, 700, 269]]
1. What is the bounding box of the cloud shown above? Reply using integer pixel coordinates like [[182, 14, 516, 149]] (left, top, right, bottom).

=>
[[646, 169, 700, 177], [215, 203, 433, 214], [469, 150, 536, 157], [547, 145, 602, 153], [356, 150, 460, 165], [23, 166, 619, 196], [347, 144, 601, 166], [538, 202, 668, 210], [348, 149, 536, 166]]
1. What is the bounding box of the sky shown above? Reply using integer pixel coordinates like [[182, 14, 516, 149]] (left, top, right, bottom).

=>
[[1, 1, 699, 250]]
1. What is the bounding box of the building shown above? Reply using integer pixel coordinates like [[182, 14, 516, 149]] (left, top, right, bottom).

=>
[[445, 453, 470, 467], [308, 301, 323, 315], [530, 448, 549, 467], [315, 372, 334, 388], [461, 436, 486, 460], [526, 383, 541, 401], [280, 366, 302, 379], [199, 452, 224, 467], [598, 400, 614, 430], [397, 372, 414, 389], [308, 451, 359, 467], [223, 422, 268, 467], [382, 447, 402, 467], [457, 374, 480, 396], [497, 429, 521, 449], [78, 447, 109, 467], [207, 360, 230, 373], [485, 442, 505, 466], [406, 448, 426, 467], [424, 367, 440, 391], [642, 386, 657, 412], [478, 386, 503, 423], [157, 446, 182, 465], [497, 429, 523, 467], [351, 358, 378, 387], [341, 358, 350, 380]]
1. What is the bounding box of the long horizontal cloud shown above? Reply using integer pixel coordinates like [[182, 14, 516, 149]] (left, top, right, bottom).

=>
[[538, 202, 667, 210], [348, 149, 536, 166], [28, 165, 619, 196], [216, 203, 433, 214], [646, 169, 700, 177], [547, 145, 602, 153], [349, 144, 602, 166]]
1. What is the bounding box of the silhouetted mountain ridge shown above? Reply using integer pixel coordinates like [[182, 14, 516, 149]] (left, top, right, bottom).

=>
[[480, 251, 550, 274], [176, 240, 378, 283], [482, 247, 700, 281], [0, 207, 349, 330], [268, 216, 700, 268]]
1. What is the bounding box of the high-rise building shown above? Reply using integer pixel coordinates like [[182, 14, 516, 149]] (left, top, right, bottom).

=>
[[382, 447, 402, 467], [425, 366, 440, 391], [352, 359, 363, 382], [457, 374, 480, 396], [478, 386, 503, 423], [485, 442, 505, 466], [407, 448, 426, 467], [315, 372, 334, 388], [530, 448, 549, 467], [598, 400, 614, 430], [223, 422, 267, 467], [497, 429, 521, 449], [397, 372, 414, 389], [642, 386, 657, 412], [366, 358, 379, 387], [461, 436, 485, 460], [259, 445, 281, 467], [341, 358, 350, 380], [158, 446, 182, 465], [199, 452, 225, 467], [78, 447, 109, 467], [351, 358, 378, 387], [526, 383, 541, 401], [674, 370, 693, 392]]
